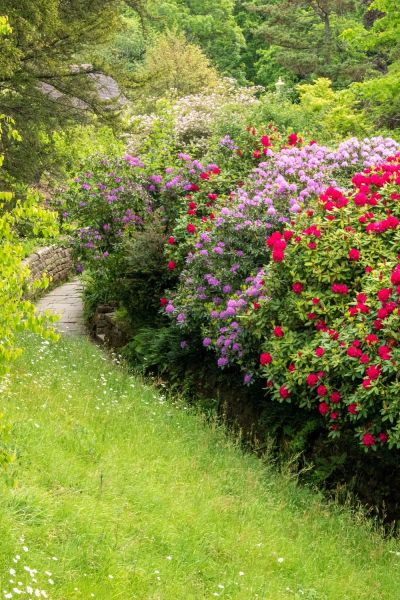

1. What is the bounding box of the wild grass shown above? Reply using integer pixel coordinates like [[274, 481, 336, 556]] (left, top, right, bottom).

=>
[[0, 334, 399, 599]]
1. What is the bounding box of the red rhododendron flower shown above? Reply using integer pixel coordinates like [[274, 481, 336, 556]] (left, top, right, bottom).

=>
[[207, 193, 218, 201], [362, 433, 375, 447], [365, 334, 378, 344], [317, 385, 327, 396], [288, 133, 299, 146], [307, 312, 317, 320], [261, 135, 271, 147], [315, 347, 325, 357], [288, 363, 296, 372], [273, 326, 284, 337], [358, 303, 370, 314], [188, 201, 197, 210], [390, 266, 400, 285], [373, 319, 383, 330], [283, 230, 294, 241], [366, 364, 381, 380], [312, 297, 320, 305], [279, 386, 290, 399], [272, 250, 285, 262], [315, 320, 327, 331], [167, 260, 176, 270], [348, 248, 361, 260], [357, 293, 367, 303], [266, 231, 283, 247], [362, 378, 372, 388], [359, 354, 370, 364], [253, 149, 261, 159], [378, 345, 391, 360], [186, 223, 196, 234], [189, 183, 200, 192], [379, 432, 388, 443], [292, 282, 303, 294], [160, 297, 168, 306], [347, 403, 358, 415], [168, 236, 176, 245], [260, 352, 272, 365], [318, 402, 329, 416], [347, 346, 362, 358], [211, 166, 221, 175], [330, 412, 339, 420], [377, 307, 388, 319], [200, 172, 210, 180], [377, 288, 391, 302], [253, 302, 261, 310], [307, 373, 319, 386], [330, 391, 341, 403], [331, 283, 349, 294]]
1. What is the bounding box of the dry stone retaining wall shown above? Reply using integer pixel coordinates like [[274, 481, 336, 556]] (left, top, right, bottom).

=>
[[23, 245, 73, 286]]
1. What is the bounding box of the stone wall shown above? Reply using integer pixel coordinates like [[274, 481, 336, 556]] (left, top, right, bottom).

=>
[[23, 245, 73, 287]]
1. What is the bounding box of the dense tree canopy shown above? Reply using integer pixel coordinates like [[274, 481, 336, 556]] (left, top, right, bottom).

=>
[[0, 0, 146, 182]]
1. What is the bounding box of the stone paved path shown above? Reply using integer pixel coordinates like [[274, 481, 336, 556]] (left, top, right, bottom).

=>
[[36, 278, 85, 335]]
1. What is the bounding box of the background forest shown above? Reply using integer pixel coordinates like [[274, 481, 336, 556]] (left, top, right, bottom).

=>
[[0, 0, 399, 188]]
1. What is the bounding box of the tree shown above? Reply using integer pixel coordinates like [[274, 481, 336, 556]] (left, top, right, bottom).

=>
[[245, 0, 372, 87], [344, 0, 400, 130], [136, 30, 218, 99], [0, 1, 146, 183], [147, 0, 246, 79]]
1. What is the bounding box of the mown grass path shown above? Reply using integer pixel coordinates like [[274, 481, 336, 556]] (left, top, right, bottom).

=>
[[0, 331, 400, 599]]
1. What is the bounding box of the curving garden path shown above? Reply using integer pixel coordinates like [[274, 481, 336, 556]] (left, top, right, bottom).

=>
[[36, 277, 85, 335]]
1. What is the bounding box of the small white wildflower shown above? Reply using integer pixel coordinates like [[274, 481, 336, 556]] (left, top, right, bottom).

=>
[[277, 557, 284, 564], [51, 557, 58, 561], [22, 547, 28, 553], [47, 579, 54, 585], [9, 569, 16, 576], [217, 584, 224, 589], [239, 571, 245, 576], [107, 575, 113, 580], [166, 556, 173, 561]]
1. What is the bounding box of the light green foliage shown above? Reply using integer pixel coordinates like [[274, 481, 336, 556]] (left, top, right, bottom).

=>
[[296, 78, 373, 141], [136, 30, 219, 99], [0, 333, 400, 598], [149, 0, 246, 78], [343, 0, 400, 132], [49, 125, 124, 179]]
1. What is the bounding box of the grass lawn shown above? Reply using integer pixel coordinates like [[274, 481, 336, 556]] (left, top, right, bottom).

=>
[[0, 334, 399, 599]]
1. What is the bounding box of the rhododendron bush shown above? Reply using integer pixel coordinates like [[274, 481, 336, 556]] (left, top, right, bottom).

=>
[[66, 126, 400, 453], [188, 155, 400, 450]]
